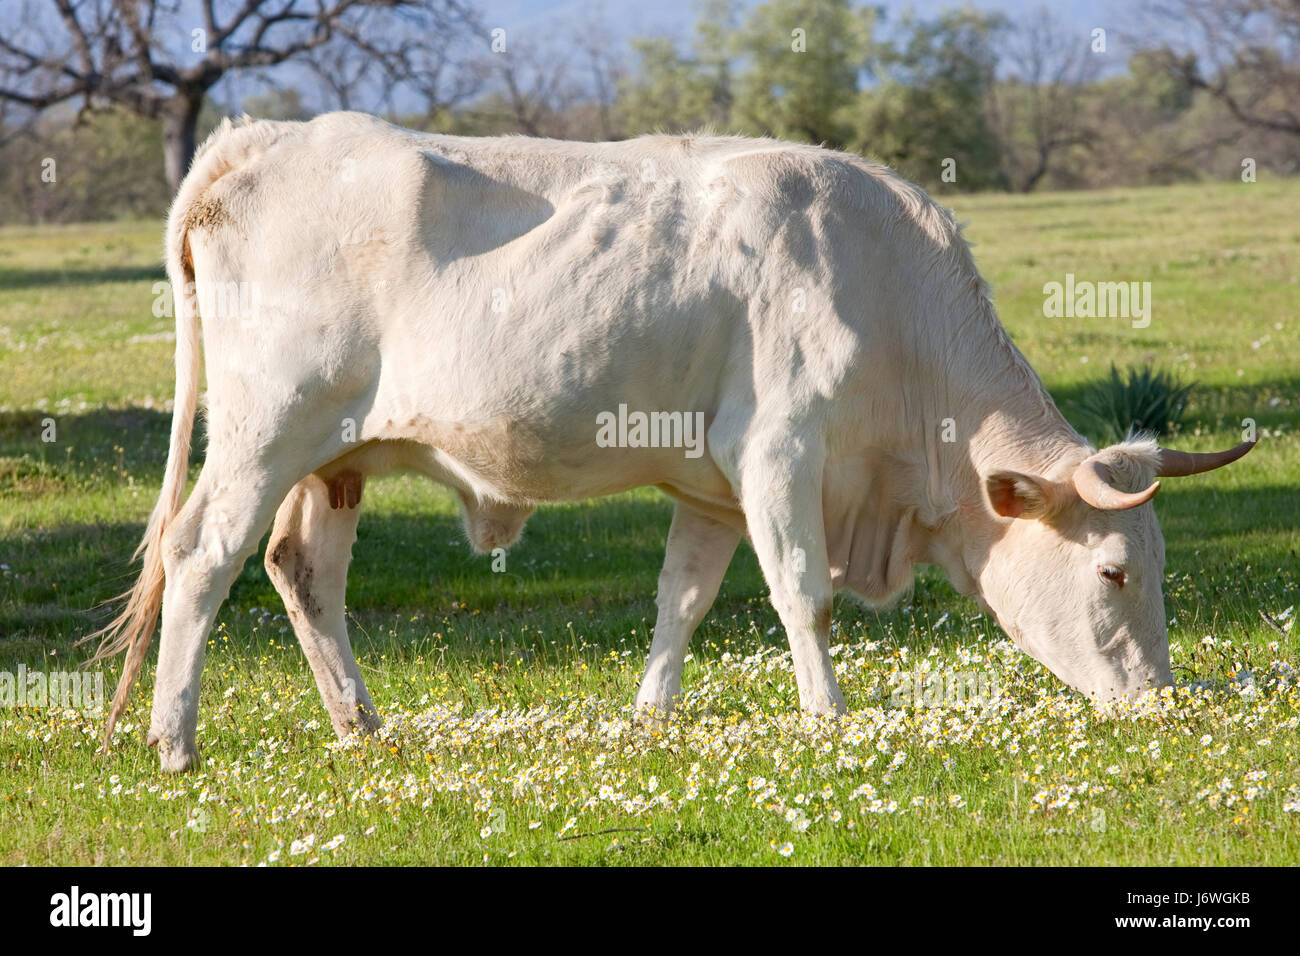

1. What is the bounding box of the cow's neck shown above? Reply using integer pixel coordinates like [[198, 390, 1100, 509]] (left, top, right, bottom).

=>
[[904, 294, 1090, 579]]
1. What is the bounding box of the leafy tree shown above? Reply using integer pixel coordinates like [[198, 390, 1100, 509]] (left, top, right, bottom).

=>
[[731, 0, 877, 147], [241, 86, 311, 122], [0, 106, 168, 223], [617, 36, 720, 134], [851, 8, 1007, 191], [616, 0, 741, 135]]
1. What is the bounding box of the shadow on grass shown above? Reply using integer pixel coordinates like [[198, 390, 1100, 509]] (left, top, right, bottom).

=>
[[1, 476, 1293, 667], [0, 407, 198, 491], [0, 494, 706, 653], [0, 265, 165, 292], [1049, 377, 1300, 443]]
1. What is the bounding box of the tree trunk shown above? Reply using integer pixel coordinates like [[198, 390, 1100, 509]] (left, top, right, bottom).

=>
[[1020, 149, 1050, 192], [161, 94, 203, 193]]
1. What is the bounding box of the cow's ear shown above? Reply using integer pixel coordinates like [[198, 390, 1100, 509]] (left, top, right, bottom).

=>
[[985, 471, 1060, 520]]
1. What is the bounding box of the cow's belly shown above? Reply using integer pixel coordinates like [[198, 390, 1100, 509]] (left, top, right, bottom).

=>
[[332, 409, 735, 508], [408, 413, 730, 502]]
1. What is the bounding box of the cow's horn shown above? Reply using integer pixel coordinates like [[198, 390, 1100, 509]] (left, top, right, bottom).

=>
[[1155, 439, 1256, 477], [1072, 459, 1160, 511]]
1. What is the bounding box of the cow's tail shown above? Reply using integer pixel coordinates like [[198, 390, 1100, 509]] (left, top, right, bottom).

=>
[[85, 116, 276, 747]]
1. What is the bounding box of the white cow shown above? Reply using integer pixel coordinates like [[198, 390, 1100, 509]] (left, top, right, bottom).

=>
[[92, 112, 1254, 771]]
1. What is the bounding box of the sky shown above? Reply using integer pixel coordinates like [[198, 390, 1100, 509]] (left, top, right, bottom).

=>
[[2, 0, 1157, 117], [465, 0, 1145, 86], [473, 0, 1137, 49]]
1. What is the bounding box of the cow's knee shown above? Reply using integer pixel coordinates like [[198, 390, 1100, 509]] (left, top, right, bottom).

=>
[[162, 497, 254, 580], [160, 506, 206, 577]]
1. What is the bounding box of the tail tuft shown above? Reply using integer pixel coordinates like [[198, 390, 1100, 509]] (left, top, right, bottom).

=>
[[83, 499, 172, 745]]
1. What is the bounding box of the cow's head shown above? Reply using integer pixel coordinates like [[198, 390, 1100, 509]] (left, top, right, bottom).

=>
[[964, 437, 1254, 703]]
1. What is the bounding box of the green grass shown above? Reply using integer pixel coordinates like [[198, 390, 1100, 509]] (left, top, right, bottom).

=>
[[0, 178, 1297, 865]]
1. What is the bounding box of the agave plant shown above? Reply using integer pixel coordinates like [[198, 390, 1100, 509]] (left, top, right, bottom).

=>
[[1073, 363, 1194, 444]]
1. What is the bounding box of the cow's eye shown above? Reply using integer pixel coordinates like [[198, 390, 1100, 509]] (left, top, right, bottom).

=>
[[1098, 564, 1126, 588]]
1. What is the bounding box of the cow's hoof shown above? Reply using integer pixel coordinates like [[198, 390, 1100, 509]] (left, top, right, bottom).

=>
[[148, 730, 200, 772], [800, 695, 848, 718], [332, 707, 383, 740], [632, 701, 673, 731]]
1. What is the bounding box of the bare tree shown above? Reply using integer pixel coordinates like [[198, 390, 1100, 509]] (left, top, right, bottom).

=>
[[0, 0, 479, 190], [495, 50, 568, 137], [303, 0, 484, 114], [437, 2, 626, 141], [1144, 0, 1300, 137], [987, 7, 1101, 191], [468, 27, 582, 138], [574, 7, 625, 141]]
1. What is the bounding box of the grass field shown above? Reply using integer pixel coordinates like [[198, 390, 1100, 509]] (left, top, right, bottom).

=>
[[1, 178, 1297, 865]]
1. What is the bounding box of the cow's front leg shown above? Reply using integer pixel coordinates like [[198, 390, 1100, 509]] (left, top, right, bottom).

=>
[[634, 502, 739, 719], [737, 432, 846, 716], [266, 472, 381, 739]]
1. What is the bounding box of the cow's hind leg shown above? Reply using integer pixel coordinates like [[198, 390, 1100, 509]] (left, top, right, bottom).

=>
[[635, 502, 739, 718], [736, 431, 846, 715], [266, 471, 381, 738], [149, 459, 304, 771]]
